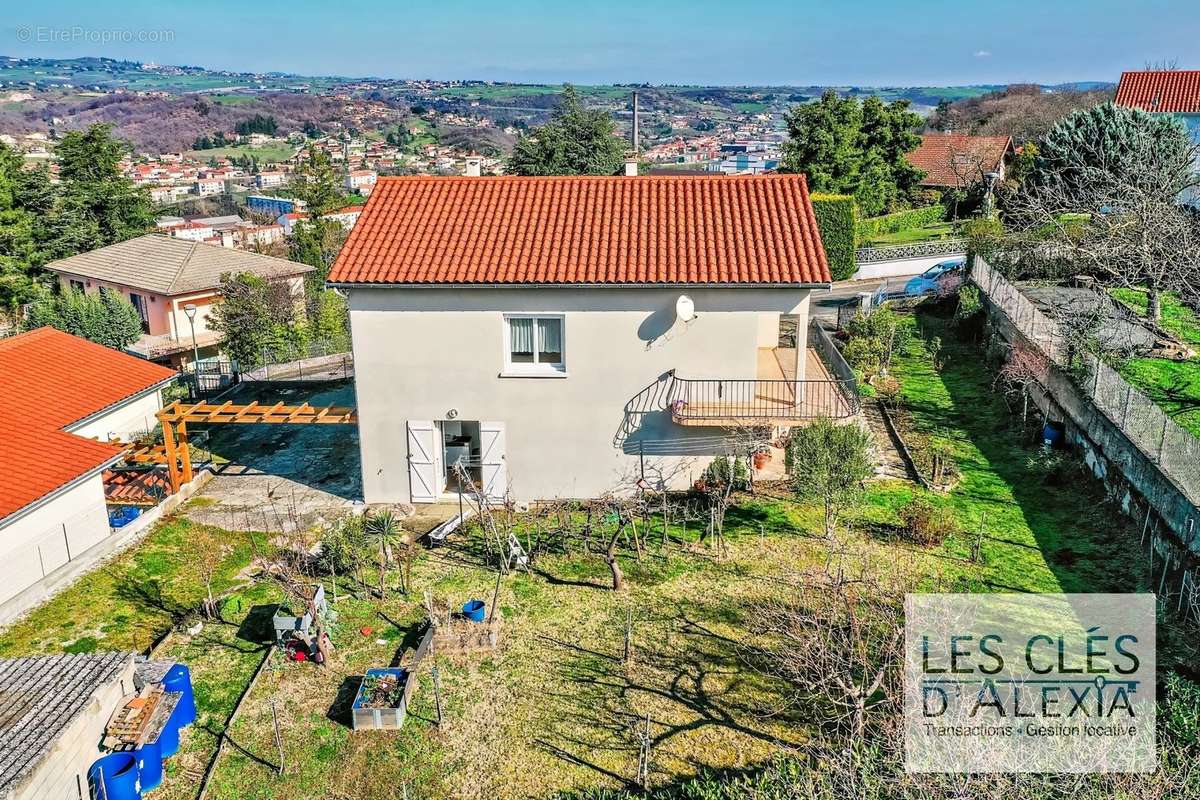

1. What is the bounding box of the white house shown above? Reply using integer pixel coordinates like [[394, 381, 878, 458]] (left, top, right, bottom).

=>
[[0, 329, 177, 622], [329, 172, 840, 506], [345, 169, 378, 196]]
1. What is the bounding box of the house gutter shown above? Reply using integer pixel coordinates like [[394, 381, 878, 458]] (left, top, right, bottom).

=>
[[327, 281, 834, 291], [0, 453, 125, 530]]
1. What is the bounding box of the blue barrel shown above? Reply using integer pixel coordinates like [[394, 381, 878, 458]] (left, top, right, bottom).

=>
[[1042, 422, 1064, 448], [133, 737, 163, 792], [155, 707, 181, 759], [462, 599, 486, 623], [88, 752, 140, 800], [163, 664, 196, 727]]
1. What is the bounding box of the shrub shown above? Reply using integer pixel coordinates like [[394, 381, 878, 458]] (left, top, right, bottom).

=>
[[316, 513, 369, 575], [856, 205, 944, 240], [27, 288, 143, 349], [810, 193, 857, 281], [845, 306, 911, 377], [703, 456, 750, 491], [897, 496, 955, 546], [962, 216, 1005, 259]]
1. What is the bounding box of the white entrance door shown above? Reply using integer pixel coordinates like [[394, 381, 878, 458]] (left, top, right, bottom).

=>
[[407, 420, 437, 503], [479, 421, 507, 501]]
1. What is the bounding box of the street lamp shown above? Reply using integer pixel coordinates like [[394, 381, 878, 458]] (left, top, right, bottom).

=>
[[984, 171, 1001, 219], [183, 303, 200, 374]]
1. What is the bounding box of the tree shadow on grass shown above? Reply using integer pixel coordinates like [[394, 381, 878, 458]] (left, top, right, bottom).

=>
[[535, 597, 800, 786], [112, 575, 192, 622]]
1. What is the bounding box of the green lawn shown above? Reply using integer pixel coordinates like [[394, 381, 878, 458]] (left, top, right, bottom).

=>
[[859, 221, 960, 248], [1108, 288, 1200, 437], [186, 143, 297, 164]]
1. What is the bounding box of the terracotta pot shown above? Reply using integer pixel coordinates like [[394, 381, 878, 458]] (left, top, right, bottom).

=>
[[753, 451, 771, 470]]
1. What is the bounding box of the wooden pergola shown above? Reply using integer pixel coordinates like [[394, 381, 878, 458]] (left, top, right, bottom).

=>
[[155, 400, 358, 493]]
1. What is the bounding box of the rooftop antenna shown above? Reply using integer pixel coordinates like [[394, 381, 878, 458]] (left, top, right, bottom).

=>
[[632, 90, 640, 155]]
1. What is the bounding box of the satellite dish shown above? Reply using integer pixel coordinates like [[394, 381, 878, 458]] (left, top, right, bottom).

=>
[[675, 295, 695, 323]]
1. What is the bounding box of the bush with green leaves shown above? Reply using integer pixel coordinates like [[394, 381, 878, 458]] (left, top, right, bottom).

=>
[[703, 456, 751, 491], [786, 418, 874, 538], [810, 193, 857, 281], [27, 288, 143, 349], [316, 513, 369, 576], [856, 204, 944, 240], [843, 306, 911, 379]]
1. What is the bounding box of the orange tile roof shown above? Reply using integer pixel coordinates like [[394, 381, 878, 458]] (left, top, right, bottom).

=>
[[328, 174, 831, 286], [1115, 70, 1200, 113], [0, 328, 177, 521], [907, 134, 1014, 188]]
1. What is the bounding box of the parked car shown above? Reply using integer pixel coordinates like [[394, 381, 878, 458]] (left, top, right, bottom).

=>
[[903, 258, 966, 296]]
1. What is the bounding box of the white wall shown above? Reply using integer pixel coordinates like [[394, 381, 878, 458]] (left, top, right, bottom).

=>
[[851, 252, 967, 282], [348, 286, 811, 504], [0, 474, 111, 608], [68, 387, 165, 443]]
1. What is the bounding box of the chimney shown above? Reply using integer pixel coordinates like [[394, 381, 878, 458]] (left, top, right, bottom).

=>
[[624, 157, 639, 177], [464, 154, 482, 177]]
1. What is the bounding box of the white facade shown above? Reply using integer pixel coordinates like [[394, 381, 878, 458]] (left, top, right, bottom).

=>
[[348, 286, 811, 504], [0, 387, 165, 615], [67, 386, 165, 442]]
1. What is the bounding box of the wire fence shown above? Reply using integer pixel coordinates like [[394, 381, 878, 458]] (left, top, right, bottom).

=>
[[972, 257, 1200, 503], [242, 337, 354, 382]]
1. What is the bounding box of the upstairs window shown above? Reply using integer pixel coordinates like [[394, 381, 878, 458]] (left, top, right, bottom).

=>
[[505, 315, 565, 375]]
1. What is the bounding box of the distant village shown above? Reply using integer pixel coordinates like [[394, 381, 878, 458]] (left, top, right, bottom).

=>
[[0, 74, 786, 255]]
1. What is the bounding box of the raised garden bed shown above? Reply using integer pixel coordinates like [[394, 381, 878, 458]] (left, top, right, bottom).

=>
[[351, 667, 412, 731]]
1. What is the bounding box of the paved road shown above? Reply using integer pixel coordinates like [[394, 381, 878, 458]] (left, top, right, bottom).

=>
[[809, 274, 921, 325]]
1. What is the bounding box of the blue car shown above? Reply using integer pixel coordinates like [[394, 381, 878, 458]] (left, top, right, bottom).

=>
[[903, 258, 966, 296]]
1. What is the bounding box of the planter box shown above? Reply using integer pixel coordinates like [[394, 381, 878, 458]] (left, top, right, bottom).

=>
[[350, 668, 410, 731]]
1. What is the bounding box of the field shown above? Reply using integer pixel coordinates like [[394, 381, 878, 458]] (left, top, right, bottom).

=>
[[1110, 288, 1200, 438], [185, 142, 298, 164], [0, 309, 1163, 799]]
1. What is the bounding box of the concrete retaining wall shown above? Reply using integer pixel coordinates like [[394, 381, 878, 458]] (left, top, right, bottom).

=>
[[981, 298, 1200, 612]]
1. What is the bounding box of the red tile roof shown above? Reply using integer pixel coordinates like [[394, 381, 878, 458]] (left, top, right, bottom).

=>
[[1115, 70, 1200, 113], [0, 328, 177, 521], [328, 174, 832, 286], [907, 134, 1014, 188]]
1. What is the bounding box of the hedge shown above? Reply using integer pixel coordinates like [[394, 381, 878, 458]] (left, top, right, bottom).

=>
[[856, 204, 945, 240], [810, 193, 857, 281]]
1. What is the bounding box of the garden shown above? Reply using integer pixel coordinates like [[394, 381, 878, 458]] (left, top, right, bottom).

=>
[[1109, 287, 1200, 438], [4, 297, 1194, 799]]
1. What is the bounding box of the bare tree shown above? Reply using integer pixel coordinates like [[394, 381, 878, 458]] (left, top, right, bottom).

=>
[[1000, 121, 1200, 322], [750, 542, 909, 740]]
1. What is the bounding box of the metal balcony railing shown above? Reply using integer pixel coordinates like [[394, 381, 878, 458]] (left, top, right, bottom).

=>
[[669, 376, 858, 425]]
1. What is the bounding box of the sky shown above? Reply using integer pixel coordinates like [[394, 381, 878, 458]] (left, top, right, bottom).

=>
[[4, 0, 1199, 86]]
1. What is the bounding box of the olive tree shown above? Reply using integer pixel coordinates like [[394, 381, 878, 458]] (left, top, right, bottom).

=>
[[786, 418, 874, 538]]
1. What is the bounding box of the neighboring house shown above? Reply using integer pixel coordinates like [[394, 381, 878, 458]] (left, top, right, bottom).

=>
[[0, 329, 175, 620], [247, 195, 304, 217], [160, 221, 214, 242], [321, 205, 365, 231], [44, 234, 314, 366], [239, 222, 286, 247], [329, 173, 838, 506], [193, 177, 225, 196], [906, 133, 1015, 189], [345, 169, 378, 196], [0, 652, 137, 800], [255, 171, 286, 189], [277, 211, 305, 235], [712, 151, 780, 175], [1115, 69, 1200, 205]]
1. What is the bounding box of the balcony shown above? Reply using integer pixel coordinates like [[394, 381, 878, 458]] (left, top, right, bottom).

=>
[[669, 324, 859, 426], [125, 330, 222, 361]]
